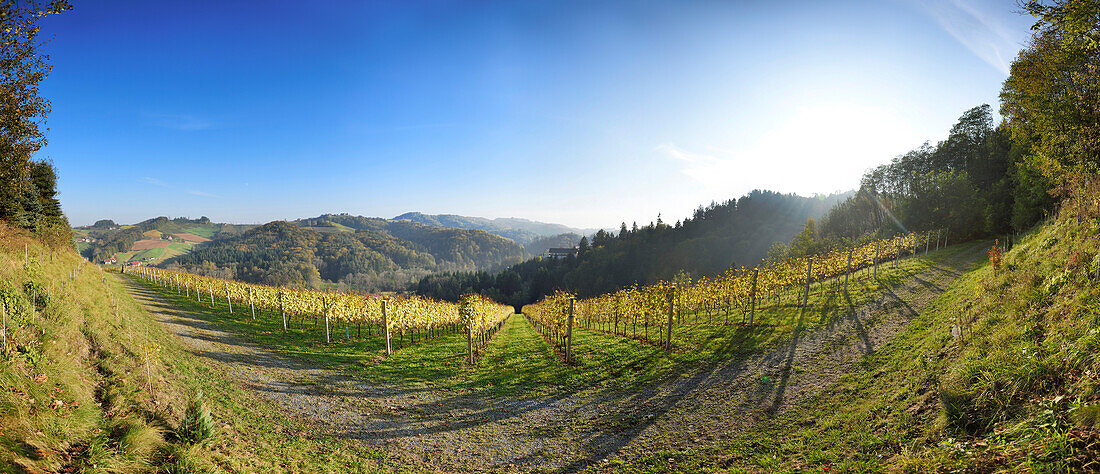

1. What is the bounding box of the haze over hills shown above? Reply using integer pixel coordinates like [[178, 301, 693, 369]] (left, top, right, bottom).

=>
[[75, 193, 859, 296], [392, 212, 598, 247], [77, 212, 592, 265], [418, 190, 854, 305]]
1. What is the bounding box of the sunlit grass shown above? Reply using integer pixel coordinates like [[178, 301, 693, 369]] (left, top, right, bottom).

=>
[[135, 243, 974, 400]]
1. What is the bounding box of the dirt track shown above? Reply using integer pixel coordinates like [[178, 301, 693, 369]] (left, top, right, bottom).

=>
[[119, 243, 985, 472]]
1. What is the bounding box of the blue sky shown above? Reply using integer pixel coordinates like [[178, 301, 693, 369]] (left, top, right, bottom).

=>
[[40, 0, 1034, 228]]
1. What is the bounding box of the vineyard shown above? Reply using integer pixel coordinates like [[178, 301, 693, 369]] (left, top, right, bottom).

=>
[[128, 229, 948, 372], [527, 230, 945, 361], [127, 266, 513, 363]]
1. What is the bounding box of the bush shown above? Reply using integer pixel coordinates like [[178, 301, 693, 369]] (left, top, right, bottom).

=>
[[22, 281, 48, 311], [176, 392, 215, 445]]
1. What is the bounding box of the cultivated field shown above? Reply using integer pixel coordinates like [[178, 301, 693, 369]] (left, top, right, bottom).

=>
[[126, 242, 986, 471]]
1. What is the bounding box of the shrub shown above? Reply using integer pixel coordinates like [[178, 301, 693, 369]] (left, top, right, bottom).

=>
[[176, 392, 215, 445], [22, 281, 48, 311], [988, 239, 1004, 270]]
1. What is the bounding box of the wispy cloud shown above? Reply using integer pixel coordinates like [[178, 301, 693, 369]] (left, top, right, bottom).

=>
[[655, 143, 739, 193], [141, 177, 220, 198], [915, 0, 1028, 74], [187, 189, 220, 198], [144, 112, 214, 131], [142, 176, 167, 187]]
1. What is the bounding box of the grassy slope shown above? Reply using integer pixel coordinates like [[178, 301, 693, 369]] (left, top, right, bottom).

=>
[[78, 222, 216, 267], [181, 226, 216, 239], [602, 201, 1100, 472], [0, 225, 392, 473]]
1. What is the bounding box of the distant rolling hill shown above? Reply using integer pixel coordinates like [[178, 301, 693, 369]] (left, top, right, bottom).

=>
[[75, 211, 591, 291], [73, 216, 253, 265], [391, 212, 596, 254], [165, 218, 526, 292]]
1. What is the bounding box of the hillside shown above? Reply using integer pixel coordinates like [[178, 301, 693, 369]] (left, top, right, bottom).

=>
[[610, 184, 1100, 471], [166, 219, 525, 291], [74, 217, 254, 266], [0, 225, 383, 471], [418, 189, 851, 305]]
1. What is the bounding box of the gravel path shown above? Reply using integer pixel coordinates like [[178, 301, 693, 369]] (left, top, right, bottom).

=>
[[119, 244, 984, 473]]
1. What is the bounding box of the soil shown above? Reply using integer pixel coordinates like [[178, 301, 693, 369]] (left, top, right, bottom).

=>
[[131, 239, 171, 250], [171, 233, 211, 242], [118, 243, 984, 473]]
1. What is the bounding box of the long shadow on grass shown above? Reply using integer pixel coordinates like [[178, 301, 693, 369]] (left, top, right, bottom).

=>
[[129, 278, 606, 456], [121, 277, 444, 398], [119, 249, 983, 471], [534, 247, 986, 469]]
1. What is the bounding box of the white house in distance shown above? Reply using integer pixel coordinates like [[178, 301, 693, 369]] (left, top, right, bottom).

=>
[[546, 247, 578, 259]]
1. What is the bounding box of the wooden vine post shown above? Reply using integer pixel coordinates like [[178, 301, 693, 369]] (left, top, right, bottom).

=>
[[466, 319, 474, 365], [873, 241, 879, 279], [248, 287, 255, 320], [323, 295, 331, 344], [802, 257, 814, 309], [566, 297, 576, 364], [844, 248, 853, 294], [2, 300, 7, 356], [279, 291, 287, 331], [382, 299, 391, 355], [664, 285, 676, 350], [225, 283, 233, 314], [749, 268, 758, 325], [894, 239, 900, 268]]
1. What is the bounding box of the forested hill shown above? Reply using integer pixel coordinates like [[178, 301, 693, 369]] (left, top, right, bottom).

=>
[[167, 219, 525, 291], [417, 190, 851, 305]]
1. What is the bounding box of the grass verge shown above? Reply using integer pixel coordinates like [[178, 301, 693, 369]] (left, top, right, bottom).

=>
[[0, 223, 392, 473]]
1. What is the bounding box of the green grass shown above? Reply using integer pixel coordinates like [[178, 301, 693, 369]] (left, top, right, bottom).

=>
[[130, 246, 166, 261], [0, 225, 394, 472], [129, 281, 575, 397], [167, 242, 191, 252], [134, 243, 962, 402], [596, 253, 988, 472], [585, 250, 937, 353], [599, 202, 1100, 472], [182, 226, 216, 238]]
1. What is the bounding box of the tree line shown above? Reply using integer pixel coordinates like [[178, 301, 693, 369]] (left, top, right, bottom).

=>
[[0, 1, 72, 246], [416, 190, 850, 307]]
